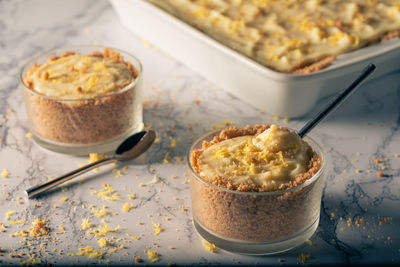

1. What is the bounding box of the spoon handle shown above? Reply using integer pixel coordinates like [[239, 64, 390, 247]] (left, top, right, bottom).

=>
[[25, 157, 117, 199], [298, 63, 376, 138]]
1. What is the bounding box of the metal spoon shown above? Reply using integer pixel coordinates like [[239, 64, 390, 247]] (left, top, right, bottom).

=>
[[25, 130, 156, 199], [298, 63, 376, 138]]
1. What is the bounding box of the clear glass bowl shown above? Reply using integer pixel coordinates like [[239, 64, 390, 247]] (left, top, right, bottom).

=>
[[20, 46, 143, 155], [187, 129, 325, 255]]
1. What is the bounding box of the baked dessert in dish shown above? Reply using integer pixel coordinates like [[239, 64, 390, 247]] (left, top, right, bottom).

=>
[[188, 125, 324, 253], [148, 0, 400, 73], [21, 47, 143, 154]]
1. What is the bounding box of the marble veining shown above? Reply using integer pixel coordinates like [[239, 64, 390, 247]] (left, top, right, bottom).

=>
[[0, 0, 399, 265]]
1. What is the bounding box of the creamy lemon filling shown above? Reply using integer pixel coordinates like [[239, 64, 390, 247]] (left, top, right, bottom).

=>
[[29, 54, 134, 99], [149, 0, 400, 72], [199, 125, 310, 190]]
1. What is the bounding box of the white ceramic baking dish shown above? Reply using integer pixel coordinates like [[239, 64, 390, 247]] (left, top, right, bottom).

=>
[[111, 0, 400, 117]]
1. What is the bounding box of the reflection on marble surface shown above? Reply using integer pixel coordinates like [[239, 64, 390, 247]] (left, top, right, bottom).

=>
[[0, 0, 399, 265]]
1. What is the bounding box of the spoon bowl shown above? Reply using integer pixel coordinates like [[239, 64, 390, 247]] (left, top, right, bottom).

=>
[[116, 130, 156, 160], [25, 130, 156, 199]]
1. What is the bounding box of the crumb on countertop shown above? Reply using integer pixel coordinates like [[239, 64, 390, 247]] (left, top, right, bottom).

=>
[[146, 249, 159, 263], [122, 202, 133, 212], [93, 183, 119, 201], [1, 169, 10, 178], [298, 253, 310, 264], [202, 240, 218, 253], [81, 218, 93, 230], [152, 223, 163, 236]]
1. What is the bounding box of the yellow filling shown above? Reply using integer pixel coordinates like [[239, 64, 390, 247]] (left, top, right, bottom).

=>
[[199, 125, 309, 190], [29, 54, 134, 98]]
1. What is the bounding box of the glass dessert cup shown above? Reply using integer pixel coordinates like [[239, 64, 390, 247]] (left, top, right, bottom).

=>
[[187, 129, 325, 255], [20, 46, 143, 155]]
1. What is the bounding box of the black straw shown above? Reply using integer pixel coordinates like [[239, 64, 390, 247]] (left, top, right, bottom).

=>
[[298, 63, 376, 138]]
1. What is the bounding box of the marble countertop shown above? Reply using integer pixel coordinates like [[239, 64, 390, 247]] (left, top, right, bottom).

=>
[[0, 0, 399, 265]]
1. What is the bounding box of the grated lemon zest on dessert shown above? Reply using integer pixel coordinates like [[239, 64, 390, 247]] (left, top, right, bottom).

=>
[[210, 138, 279, 174], [81, 218, 93, 230], [1, 169, 10, 178], [152, 223, 163, 236], [59, 197, 68, 202], [93, 183, 119, 201], [229, 19, 245, 32], [86, 75, 99, 91], [193, 7, 210, 19], [122, 202, 133, 212], [93, 60, 108, 72], [129, 194, 135, 200], [206, 125, 308, 185], [202, 240, 218, 253], [269, 151, 289, 170], [25, 132, 33, 138], [127, 234, 140, 240], [146, 249, 159, 263]]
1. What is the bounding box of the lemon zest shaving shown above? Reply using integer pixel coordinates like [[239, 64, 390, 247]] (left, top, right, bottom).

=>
[[81, 218, 93, 230], [127, 234, 140, 240], [93, 183, 119, 201], [146, 250, 159, 263], [122, 202, 133, 212], [152, 223, 163, 236], [86, 223, 120, 237], [202, 240, 218, 253], [68, 246, 105, 259]]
